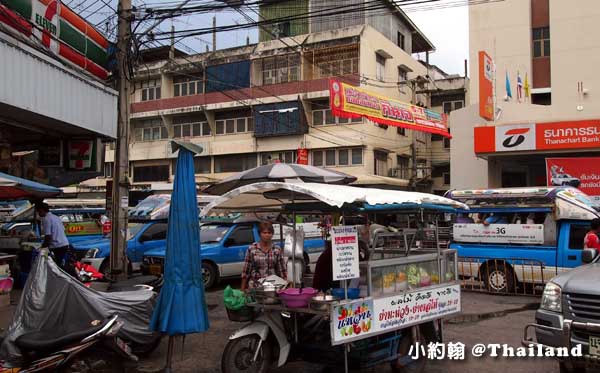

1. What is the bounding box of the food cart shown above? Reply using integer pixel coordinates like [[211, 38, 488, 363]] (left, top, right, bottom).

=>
[[202, 182, 466, 372]]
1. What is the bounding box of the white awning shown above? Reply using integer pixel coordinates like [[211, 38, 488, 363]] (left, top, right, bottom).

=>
[[201, 182, 467, 215]]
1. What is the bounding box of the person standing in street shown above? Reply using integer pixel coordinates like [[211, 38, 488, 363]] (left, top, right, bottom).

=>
[[584, 218, 600, 254], [35, 203, 70, 267], [241, 222, 287, 291]]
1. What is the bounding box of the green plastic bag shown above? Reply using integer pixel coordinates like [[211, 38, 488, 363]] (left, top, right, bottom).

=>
[[223, 285, 248, 311]]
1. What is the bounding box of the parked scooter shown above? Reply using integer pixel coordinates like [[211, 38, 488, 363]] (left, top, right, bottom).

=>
[[0, 315, 137, 373]]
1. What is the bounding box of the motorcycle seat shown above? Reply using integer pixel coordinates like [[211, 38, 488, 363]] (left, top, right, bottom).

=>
[[15, 318, 111, 353]]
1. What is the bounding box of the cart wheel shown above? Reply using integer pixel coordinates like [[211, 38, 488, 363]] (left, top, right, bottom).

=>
[[221, 335, 273, 373], [391, 326, 427, 373]]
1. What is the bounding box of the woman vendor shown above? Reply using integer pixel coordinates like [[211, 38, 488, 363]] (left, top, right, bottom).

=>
[[240, 222, 288, 291]]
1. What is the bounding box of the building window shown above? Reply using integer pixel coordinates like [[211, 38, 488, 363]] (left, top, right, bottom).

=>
[[137, 79, 161, 102], [313, 108, 361, 126], [397, 127, 406, 136], [443, 129, 451, 149], [415, 130, 428, 144], [532, 27, 550, 58], [214, 153, 257, 173], [260, 151, 296, 165], [313, 45, 359, 79], [104, 162, 113, 177], [215, 117, 253, 135], [442, 100, 464, 114], [174, 75, 203, 97], [194, 157, 211, 174], [261, 55, 300, 85], [376, 54, 386, 81], [443, 172, 450, 185], [397, 32, 405, 51], [393, 156, 410, 179], [133, 165, 170, 182], [133, 119, 168, 142], [532, 92, 552, 105], [173, 116, 210, 138], [398, 67, 408, 83], [374, 151, 388, 176], [311, 148, 362, 167]]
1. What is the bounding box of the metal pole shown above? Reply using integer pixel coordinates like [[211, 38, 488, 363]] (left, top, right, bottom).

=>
[[110, 0, 131, 281], [411, 80, 417, 191]]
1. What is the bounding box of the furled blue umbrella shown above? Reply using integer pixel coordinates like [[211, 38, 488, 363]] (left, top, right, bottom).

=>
[[150, 141, 209, 370]]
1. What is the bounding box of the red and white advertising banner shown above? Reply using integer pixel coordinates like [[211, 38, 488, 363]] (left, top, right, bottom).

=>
[[296, 148, 308, 165], [546, 157, 600, 201], [475, 119, 600, 153], [329, 79, 450, 138], [478, 51, 494, 121]]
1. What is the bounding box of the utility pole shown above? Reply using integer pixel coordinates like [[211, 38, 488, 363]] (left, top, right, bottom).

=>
[[410, 79, 417, 191], [110, 0, 132, 281]]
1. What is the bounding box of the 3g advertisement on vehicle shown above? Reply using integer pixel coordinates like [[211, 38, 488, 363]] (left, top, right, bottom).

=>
[[546, 157, 600, 201], [453, 224, 544, 245]]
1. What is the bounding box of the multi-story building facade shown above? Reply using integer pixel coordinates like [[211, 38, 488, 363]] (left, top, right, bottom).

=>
[[452, 0, 600, 198], [106, 1, 445, 191]]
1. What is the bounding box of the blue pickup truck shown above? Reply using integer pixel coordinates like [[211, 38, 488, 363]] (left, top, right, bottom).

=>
[[446, 187, 600, 293], [141, 220, 325, 289], [74, 220, 168, 273]]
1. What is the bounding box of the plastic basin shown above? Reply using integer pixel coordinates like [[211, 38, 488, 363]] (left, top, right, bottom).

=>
[[332, 288, 360, 299], [278, 287, 318, 308]]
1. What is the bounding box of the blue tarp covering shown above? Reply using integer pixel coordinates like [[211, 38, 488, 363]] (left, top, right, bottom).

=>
[[0, 172, 61, 200], [150, 146, 209, 335], [206, 61, 250, 92]]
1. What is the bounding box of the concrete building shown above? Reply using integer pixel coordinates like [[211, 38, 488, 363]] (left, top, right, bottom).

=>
[[451, 0, 600, 199], [105, 0, 454, 191], [0, 1, 117, 187]]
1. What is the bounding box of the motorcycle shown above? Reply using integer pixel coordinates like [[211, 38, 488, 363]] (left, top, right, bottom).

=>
[[0, 314, 137, 373]]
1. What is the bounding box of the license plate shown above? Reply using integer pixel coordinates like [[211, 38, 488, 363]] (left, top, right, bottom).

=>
[[590, 336, 600, 356], [149, 264, 162, 275], [116, 336, 132, 355]]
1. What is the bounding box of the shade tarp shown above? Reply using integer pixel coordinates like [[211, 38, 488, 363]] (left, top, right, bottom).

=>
[[201, 182, 468, 215], [150, 146, 209, 335], [0, 172, 61, 200], [204, 163, 357, 195]]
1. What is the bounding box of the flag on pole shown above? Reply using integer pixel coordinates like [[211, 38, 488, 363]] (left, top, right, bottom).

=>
[[505, 71, 512, 100], [517, 72, 523, 102], [524, 73, 530, 102]]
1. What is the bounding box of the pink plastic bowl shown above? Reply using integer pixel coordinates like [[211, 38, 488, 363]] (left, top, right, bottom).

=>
[[0, 278, 13, 293], [277, 287, 318, 308]]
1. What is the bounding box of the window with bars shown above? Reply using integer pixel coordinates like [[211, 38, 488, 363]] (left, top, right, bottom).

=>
[[214, 153, 257, 173], [311, 147, 362, 167], [261, 55, 300, 85], [374, 150, 388, 176], [313, 45, 359, 79], [133, 119, 168, 142], [173, 76, 203, 97], [260, 151, 296, 165], [312, 108, 362, 126], [442, 100, 464, 114], [215, 117, 254, 135], [532, 27, 550, 58], [173, 117, 211, 138], [137, 79, 161, 102]]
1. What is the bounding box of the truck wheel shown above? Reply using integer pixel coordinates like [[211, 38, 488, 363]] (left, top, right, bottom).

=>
[[202, 262, 218, 289], [482, 262, 515, 293], [221, 335, 273, 373]]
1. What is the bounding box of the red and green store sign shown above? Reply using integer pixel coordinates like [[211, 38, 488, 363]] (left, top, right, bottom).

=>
[[1, 0, 111, 80]]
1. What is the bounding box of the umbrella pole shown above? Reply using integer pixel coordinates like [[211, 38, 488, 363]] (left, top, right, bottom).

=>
[[164, 335, 175, 373]]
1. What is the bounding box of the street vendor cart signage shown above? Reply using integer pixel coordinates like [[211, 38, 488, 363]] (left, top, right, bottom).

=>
[[331, 284, 461, 345], [453, 223, 544, 244], [329, 79, 450, 138], [331, 226, 360, 280]]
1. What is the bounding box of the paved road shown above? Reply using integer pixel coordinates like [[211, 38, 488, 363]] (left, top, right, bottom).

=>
[[136, 280, 559, 373]]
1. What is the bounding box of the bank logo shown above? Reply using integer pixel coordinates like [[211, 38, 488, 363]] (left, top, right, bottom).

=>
[[495, 124, 536, 152], [502, 128, 530, 148]]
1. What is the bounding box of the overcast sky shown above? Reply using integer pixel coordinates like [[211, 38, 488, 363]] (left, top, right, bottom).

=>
[[407, 5, 469, 76]]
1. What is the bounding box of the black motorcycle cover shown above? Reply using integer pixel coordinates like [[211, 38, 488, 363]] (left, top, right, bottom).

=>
[[0, 253, 157, 364]]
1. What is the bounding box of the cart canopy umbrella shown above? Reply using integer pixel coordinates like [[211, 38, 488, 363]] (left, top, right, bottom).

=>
[[202, 182, 468, 215], [203, 163, 357, 195], [150, 141, 209, 335], [0, 172, 61, 200]]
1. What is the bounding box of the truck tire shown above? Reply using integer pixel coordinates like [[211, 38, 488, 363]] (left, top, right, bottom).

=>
[[202, 261, 218, 289], [482, 261, 515, 294]]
